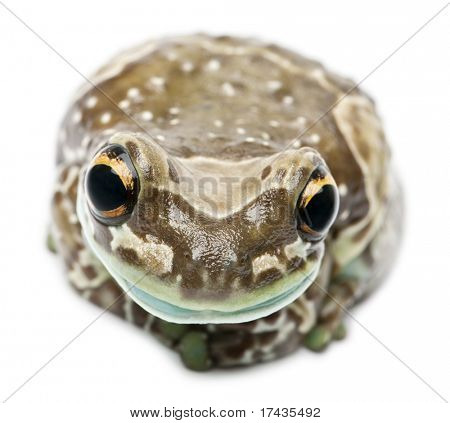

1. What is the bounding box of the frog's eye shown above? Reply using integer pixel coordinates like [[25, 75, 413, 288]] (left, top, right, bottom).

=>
[[85, 144, 139, 225], [296, 166, 339, 240]]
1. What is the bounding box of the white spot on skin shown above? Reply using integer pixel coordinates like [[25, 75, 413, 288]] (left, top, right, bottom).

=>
[[68, 213, 78, 224], [269, 120, 280, 127], [261, 132, 271, 140], [236, 127, 246, 134], [221, 82, 235, 96], [139, 111, 153, 121], [72, 110, 82, 123], [292, 140, 301, 148], [283, 95, 294, 105], [181, 61, 194, 72], [85, 96, 98, 108], [169, 107, 180, 115], [252, 254, 285, 277], [308, 133, 321, 144], [110, 225, 173, 276], [170, 118, 180, 125], [245, 204, 261, 223], [340, 209, 350, 221], [149, 76, 165, 89], [166, 50, 178, 61], [100, 112, 111, 124], [267, 80, 282, 91], [127, 87, 140, 99], [214, 119, 223, 128], [245, 137, 255, 142], [338, 183, 348, 196], [156, 134, 165, 141], [284, 237, 311, 261], [176, 274, 182, 283], [118, 99, 130, 109], [296, 116, 307, 127], [206, 59, 221, 71]]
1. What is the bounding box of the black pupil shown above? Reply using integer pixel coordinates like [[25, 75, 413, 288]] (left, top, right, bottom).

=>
[[300, 184, 337, 233], [86, 164, 127, 211]]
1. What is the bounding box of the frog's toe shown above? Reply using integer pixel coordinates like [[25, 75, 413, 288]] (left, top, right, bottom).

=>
[[304, 325, 332, 352], [158, 320, 190, 342], [46, 231, 57, 253], [178, 331, 212, 371], [332, 321, 347, 340]]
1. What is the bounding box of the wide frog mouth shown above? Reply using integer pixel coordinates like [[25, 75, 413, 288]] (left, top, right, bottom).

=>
[[90, 246, 320, 324], [105, 260, 319, 324]]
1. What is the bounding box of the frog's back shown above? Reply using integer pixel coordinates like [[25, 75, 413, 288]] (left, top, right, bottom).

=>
[[58, 34, 391, 265]]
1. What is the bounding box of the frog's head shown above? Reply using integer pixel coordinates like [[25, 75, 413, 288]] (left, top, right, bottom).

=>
[[77, 132, 339, 323]]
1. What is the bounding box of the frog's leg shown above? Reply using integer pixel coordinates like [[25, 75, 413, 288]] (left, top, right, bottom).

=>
[[303, 247, 383, 353], [304, 183, 403, 352]]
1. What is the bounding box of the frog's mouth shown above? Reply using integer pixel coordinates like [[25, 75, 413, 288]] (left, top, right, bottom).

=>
[[101, 261, 319, 324], [82, 231, 320, 324]]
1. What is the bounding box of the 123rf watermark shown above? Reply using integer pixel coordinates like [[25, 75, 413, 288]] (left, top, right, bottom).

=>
[[129, 406, 321, 420]]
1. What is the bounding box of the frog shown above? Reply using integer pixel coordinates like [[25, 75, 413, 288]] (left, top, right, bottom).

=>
[[49, 34, 402, 370]]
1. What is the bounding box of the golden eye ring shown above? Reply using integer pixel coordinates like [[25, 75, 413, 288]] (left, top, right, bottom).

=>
[[296, 165, 339, 240], [85, 144, 139, 225]]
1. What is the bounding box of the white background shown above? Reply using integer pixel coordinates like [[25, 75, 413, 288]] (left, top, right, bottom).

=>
[[0, 0, 449, 421]]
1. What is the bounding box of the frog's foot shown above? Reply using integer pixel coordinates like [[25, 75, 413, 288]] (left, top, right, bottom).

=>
[[148, 320, 210, 370], [178, 331, 212, 371], [304, 302, 348, 352], [304, 321, 347, 352], [304, 278, 358, 352]]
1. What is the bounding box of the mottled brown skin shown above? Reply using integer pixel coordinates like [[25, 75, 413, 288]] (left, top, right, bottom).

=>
[[50, 35, 401, 369]]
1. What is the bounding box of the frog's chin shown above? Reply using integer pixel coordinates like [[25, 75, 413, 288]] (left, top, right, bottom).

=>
[[106, 265, 318, 324]]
